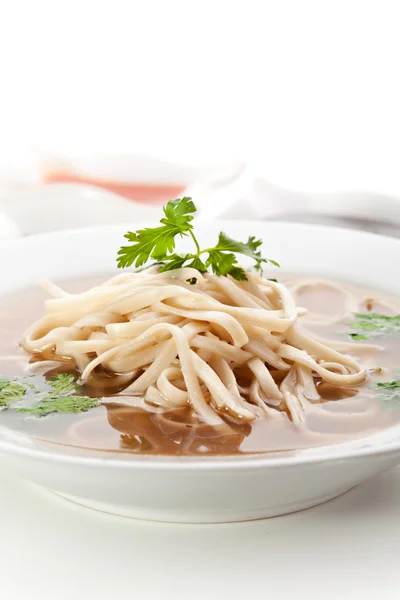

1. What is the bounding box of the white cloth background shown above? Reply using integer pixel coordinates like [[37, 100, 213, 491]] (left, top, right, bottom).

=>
[[1, 0, 400, 197], [1, 163, 400, 239]]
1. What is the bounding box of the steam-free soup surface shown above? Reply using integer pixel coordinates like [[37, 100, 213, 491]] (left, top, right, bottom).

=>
[[0, 275, 399, 455]]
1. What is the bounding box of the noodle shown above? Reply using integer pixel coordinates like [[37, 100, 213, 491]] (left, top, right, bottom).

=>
[[22, 268, 369, 427]]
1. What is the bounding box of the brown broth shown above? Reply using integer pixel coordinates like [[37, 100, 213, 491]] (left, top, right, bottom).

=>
[[0, 275, 400, 456]]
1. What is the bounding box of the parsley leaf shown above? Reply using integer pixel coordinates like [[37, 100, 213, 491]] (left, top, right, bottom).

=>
[[346, 313, 400, 341], [117, 198, 279, 280], [158, 254, 195, 272], [227, 266, 249, 281], [206, 250, 246, 279], [213, 233, 279, 273], [185, 257, 208, 272], [117, 197, 195, 269], [161, 197, 196, 228]]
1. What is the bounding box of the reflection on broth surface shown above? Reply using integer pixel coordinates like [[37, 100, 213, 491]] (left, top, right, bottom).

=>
[[0, 274, 400, 456]]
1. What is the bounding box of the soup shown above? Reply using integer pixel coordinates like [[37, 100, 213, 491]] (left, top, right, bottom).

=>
[[0, 273, 399, 456]]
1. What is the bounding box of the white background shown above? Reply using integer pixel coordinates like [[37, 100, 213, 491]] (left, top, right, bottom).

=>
[[1, 0, 400, 195], [1, 1, 400, 598]]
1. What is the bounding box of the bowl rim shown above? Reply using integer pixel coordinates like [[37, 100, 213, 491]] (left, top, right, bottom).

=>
[[1, 220, 400, 471], [1, 217, 400, 248], [1, 422, 400, 470]]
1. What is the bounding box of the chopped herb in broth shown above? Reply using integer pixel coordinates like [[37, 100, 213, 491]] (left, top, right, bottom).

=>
[[346, 313, 400, 341], [0, 379, 27, 407], [373, 374, 400, 405], [0, 373, 100, 416]]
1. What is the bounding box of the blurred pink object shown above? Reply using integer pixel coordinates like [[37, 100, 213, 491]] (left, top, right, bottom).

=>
[[38, 153, 214, 204]]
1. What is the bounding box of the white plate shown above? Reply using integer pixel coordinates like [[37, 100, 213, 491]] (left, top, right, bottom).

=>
[[0, 221, 400, 523]]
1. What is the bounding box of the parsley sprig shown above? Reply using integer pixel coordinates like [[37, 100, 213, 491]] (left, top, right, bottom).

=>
[[117, 197, 279, 281]]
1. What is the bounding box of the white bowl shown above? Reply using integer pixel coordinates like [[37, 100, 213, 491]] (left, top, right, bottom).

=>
[[0, 221, 400, 523]]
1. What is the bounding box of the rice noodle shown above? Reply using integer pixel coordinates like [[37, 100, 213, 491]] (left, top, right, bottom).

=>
[[22, 267, 370, 427]]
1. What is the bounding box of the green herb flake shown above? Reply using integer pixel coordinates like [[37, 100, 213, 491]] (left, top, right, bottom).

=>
[[0, 380, 27, 407], [375, 380, 400, 391], [18, 395, 99, 417], [0, 374, 100, 417], [48, 373, 79, 396], [372, 374, 400, 404], [117, 198, 279, 281], [346, 313, 400, 341], [349, 333, 369, 342]]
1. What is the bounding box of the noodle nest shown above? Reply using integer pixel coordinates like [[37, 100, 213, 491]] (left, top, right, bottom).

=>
[[22, 267, 368, 428]]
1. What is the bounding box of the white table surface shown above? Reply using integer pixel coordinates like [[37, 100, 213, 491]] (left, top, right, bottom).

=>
[[1, 462, 400, 600]]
